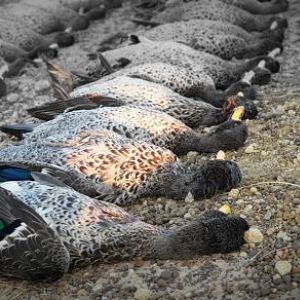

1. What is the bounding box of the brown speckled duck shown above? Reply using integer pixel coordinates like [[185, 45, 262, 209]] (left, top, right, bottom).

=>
[[0, 183, 249, 281]]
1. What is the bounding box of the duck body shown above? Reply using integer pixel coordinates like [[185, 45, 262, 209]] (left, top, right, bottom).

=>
[[0, 186, 69, 281], [139, 20, 282, 60], [0, 3, 65, 35], [216, 0, 289, 14], [0, 132, 242, 205], [70, 76, 229, 127], [0, 181, 249, 280], [0, 18, 57, 54], [20, 0, 90, 31], [0, 39, 31, 63], [96, 62, 216, 99], [19, 106, 248, 155], [151, 0, 286, 32], [102, 40, 277, 89]]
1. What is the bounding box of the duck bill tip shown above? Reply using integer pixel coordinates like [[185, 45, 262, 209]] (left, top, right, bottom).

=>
[[230, 106, 245, 122]]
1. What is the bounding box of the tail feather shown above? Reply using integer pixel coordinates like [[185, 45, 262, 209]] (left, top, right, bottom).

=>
[[43, 58, 73, 101], [27, 96, 124, 120], [0, 123, 36, 139]]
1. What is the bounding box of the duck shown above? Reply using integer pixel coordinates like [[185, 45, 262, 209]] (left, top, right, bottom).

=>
[[21, 0, 105, 29], [0, 130, 242, 205], [148, 0, 288, 32], [209, 0, 289, 15], [99, 40, 278, 89], [28, 75, 239, 128], [43, 59, 258, 106], [0, 105, 248, 155], [138, 0, 289, 15], [0, 182, 249, 281], [0, 18, 70, 55], [0, 186, 70, 282], [137, 19, 283, 60]]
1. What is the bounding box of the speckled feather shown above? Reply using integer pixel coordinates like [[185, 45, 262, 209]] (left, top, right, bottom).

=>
[[101, 40, 268, 89], [139, 19, 281, 60], [0, 187, 69, 281], [0, 182, 249, 274], [70, 76, 229, 127], [151, 0, 281, 32], [97, 62, 216, 99], [22, 106, 247, 155], [0, 133, 242, 205], [0, 18, 53, 52], [0, 3, 65, 35]]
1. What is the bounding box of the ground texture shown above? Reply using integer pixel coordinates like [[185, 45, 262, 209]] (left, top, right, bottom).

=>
[[0, 1, 299, 299]]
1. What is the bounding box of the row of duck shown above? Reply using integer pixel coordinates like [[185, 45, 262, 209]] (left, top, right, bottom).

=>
[[0, 0, 289, 282]]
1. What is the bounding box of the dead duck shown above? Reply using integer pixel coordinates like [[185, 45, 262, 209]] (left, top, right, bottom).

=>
[[0, 187, 69, 282], [0, 131, 242, 205], [25, 59, 258, 121], [46, 57, 256, 103], [148, 0, 288, 32], [29, 75, 238, 128], [138, 19, 283, 60], [1, 106, 248, 155], [0, 4, 75, 48], [21, 0, 90, 30], [0, 17, 70, 54], [0, 183, 249, 281], [100, 40, 278, 89], [211, 0, 289, 14]]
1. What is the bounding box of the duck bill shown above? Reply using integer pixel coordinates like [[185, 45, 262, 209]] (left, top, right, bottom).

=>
[[230, 106, 245, 122]]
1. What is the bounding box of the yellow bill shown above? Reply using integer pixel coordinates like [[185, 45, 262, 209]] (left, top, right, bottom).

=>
[[219, 204, 231, 215], [231, 106, 245, 121]]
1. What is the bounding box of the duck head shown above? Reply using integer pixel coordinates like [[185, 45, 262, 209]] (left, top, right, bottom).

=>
[[163, 160, 242, 201], [54, 32, 75, 48], [68, 15, 90, 31]]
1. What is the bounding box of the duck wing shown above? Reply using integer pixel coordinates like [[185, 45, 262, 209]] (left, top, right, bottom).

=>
[[27, 95, 124, 120], [0, 187, 69, 281]]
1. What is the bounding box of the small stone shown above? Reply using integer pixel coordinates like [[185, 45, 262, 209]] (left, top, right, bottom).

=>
[[276, 231, 291, 242], [184, 212, 192, 219], [244, 227, 264, 243], [244, 204, 253, 214], [245, 144, 256, 154], [93, 279, 103, 294], [228, 188, 239, 200], [292, 240, 300, 251], [275, 261, 292, 276], [288, 110, 296, 116], [236, 199, 245, 206], [157, 278, 167, 288], [266, 228, 276, 236], [184, 191, 194, 203], [186, 151, 198, 159], [293, 198, 300, 205], [134, 288, 151, 300], [261, 150, 268, 156], [250, 187, 258, 194], [35, 80, 51, 92], [6, 93, 19, 103], [240, 251, 248, 258], [264, 210, 272, 220], [160, 270, 173, 281]]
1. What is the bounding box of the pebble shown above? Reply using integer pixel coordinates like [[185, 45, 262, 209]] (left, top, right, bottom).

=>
[[276, 231, 291, 242], [245, 144, 256, 154], [160, 270, 173, 281], [184, 212, 192, 219], [244, 227, 264, 243], [228, 188, 239, 200], [6, 93, 19, 103], [236, 199, 245, 206], [250, 187, 258, 194], [275, 261, 292, 276], [134, 288, 151, 300], [244, 204, 253, 214], [93, 279, 103, 294], [184, 192, 194, 203], [35, 80, 51, 92], [240, 251, 248, 258]]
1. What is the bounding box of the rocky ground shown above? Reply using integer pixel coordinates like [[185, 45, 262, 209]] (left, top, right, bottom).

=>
[[0, 1, 299, 299]]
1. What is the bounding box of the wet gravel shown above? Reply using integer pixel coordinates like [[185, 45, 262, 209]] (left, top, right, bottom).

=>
[[0, 0, 299, 299]]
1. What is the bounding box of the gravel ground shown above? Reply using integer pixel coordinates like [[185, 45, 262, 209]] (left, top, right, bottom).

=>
[[0, 1, 299, 299]]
